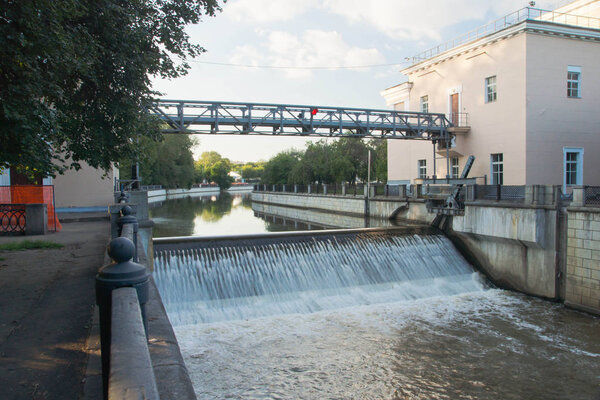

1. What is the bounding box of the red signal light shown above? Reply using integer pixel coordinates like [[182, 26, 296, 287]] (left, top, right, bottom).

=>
[[311, 108, 318, 115]]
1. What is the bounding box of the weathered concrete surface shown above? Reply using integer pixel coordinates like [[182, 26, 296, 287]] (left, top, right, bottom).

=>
[[565, 207, 600, 315], [0, 220, 109, 400], [252, 191, 408, 220], [109, 288, 159, 400], [448, 203, 561, 300]]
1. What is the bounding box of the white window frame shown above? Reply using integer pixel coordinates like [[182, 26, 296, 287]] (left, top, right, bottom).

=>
[[418, 159, 427, 179], [567, 65, 581, 98], [490, 153, 503, 185], [451, 157, 460, 179], [563, 147, 583, 192], [485, 76, 497, 103], [420, 95, 429, 113]]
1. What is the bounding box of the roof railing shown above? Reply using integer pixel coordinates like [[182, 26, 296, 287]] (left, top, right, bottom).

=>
[[408, 7, 600, 65]]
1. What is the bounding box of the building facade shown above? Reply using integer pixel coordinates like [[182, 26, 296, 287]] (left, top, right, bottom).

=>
[[382, 0, 600, 191]]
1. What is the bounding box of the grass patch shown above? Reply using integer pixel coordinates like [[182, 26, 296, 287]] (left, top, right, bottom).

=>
[[0, 240, 64, 252]]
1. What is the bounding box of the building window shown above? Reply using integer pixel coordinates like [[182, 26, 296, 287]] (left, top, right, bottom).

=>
[[418, 159, 427, 179], [490, 153, 503, 185], [420, 95, 429, 113], [564, 148, 583, 190], [451, 157, 460, 179], [567, 66, 581, 98], [485, 76, 497, 103]]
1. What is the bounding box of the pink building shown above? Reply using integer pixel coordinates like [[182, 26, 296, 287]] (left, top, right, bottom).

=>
[[382, 0, 600, 192]]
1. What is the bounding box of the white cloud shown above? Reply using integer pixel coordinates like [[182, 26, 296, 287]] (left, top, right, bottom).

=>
[[321, 0, 556, 40], [229, 29, 386, 79], [224, 0, 319, 23]]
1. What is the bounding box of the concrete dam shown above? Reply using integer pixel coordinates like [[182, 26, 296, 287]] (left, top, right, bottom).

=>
[[151, 221, 600, 399]]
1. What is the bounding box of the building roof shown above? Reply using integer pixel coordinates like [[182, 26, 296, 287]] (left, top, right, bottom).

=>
[[401, 4, 600, 76]]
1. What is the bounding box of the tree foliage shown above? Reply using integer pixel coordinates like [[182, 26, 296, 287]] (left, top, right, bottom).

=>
[[195, 151, 233, 189], [261, 138, 388, 185], [0, 0, 221, 176], [119, 134, 196, 189]]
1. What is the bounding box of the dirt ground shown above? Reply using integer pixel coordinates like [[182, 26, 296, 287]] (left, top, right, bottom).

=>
[[0, 220, 109, 400]]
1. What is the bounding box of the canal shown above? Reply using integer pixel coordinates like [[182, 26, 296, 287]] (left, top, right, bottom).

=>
[[151, 193, 600, 400]]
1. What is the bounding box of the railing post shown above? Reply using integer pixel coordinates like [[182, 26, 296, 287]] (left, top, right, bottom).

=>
[[572, 186, 585, 207], [272, 184, 276, 192], [342, 183, 347, 196], [308, 184, 312, 194], [496, 184, 501, 201], [118, 206, 139, 262], [323, 184, 328, 195], [96, 237, 150, 400], [294, 184, 298, 193], [282, 184, 286, 192]]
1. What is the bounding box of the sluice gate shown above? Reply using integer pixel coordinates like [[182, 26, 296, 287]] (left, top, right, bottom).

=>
[[153, 228, 486, 325]]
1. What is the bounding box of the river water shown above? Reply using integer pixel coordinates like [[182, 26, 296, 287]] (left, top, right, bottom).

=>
[[151, 193, 600, 400]]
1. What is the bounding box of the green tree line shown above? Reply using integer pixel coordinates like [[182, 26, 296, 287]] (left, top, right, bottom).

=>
[[120, 136, 387, 189], [262, 138, 387, 185]]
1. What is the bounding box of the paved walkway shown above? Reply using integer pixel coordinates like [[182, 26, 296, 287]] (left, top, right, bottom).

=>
[[0, 218, 109, 400]]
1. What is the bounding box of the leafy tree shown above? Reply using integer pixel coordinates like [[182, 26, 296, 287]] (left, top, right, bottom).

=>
[[239, 162, 265, 181], [195, 151, 233, 189], [369, 139, 388, 182], [0, 0, 221, 176], [262, 151, 301, 184], [120, 134, 196, 188]]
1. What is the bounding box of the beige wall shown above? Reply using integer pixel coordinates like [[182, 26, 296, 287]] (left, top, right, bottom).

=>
[[388, 33, 528, 184], [525, 32, 600, 185], [53, 163, 117, 208]]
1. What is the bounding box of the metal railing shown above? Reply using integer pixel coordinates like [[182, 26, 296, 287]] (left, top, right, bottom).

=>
[[449, 112, 469, 127], [409, 7, 600, 65], [475, 185, 526, 202], [584, 186, 600, 206], [0, 204, 26, 235]]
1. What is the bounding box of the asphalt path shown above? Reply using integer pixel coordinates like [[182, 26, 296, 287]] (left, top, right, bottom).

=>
[[0, 220, 109, 400]]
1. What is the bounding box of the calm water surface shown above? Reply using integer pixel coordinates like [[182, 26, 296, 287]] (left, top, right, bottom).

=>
[[149, 191, 377, 237]]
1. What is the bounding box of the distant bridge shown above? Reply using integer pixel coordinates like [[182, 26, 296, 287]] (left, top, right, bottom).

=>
[[148, 100, 452, 142]]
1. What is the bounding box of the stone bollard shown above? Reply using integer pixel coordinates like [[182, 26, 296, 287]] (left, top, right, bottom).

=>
[[96, 237, 150, 400], [117, 190, 130, 204], [118, 206, 139, 262]]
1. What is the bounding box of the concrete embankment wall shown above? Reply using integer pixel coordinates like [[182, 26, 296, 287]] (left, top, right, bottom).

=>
[[148, 185, 253, 202], [446, 203, 562, 300], [564, 207, 600, 313], [251, 192, 408, 220]]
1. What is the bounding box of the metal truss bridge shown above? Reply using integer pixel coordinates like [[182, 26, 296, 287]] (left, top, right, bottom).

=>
[[148, 100, 452, 142]]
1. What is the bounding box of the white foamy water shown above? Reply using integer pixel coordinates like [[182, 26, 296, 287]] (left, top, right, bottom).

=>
[[153, 233, 600, 399], [174, 290, 600, 400], [154, 234, 484, 324]]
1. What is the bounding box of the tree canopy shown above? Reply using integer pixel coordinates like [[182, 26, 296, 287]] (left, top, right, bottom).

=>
[[0, 0, 221, 176], [195, 151, 234, 189], [261, 138, 387, 185]]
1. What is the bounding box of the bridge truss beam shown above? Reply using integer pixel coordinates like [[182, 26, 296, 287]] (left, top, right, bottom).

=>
[[148, 100, 453, 142]]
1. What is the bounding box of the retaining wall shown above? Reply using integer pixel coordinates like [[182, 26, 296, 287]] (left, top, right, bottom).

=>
[[564, 207, 600, 314]]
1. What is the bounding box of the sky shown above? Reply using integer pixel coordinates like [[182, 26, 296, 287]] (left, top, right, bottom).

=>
[[152, 0, 558, 163]]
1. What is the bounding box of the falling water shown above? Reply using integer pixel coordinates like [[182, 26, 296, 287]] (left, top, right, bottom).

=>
[[153, 233, 485, 325]]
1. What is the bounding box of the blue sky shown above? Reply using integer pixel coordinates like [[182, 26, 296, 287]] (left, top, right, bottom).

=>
[[153, 0, 557, 162]]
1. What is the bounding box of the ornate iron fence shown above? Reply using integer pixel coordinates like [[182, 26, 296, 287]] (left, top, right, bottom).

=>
[[0, 204, 26, 235]]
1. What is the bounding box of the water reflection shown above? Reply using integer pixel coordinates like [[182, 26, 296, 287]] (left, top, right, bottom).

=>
[[150, 192, 325, 237]]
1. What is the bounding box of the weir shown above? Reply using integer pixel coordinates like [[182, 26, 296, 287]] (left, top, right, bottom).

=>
[[153, 228, 486, 325]]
